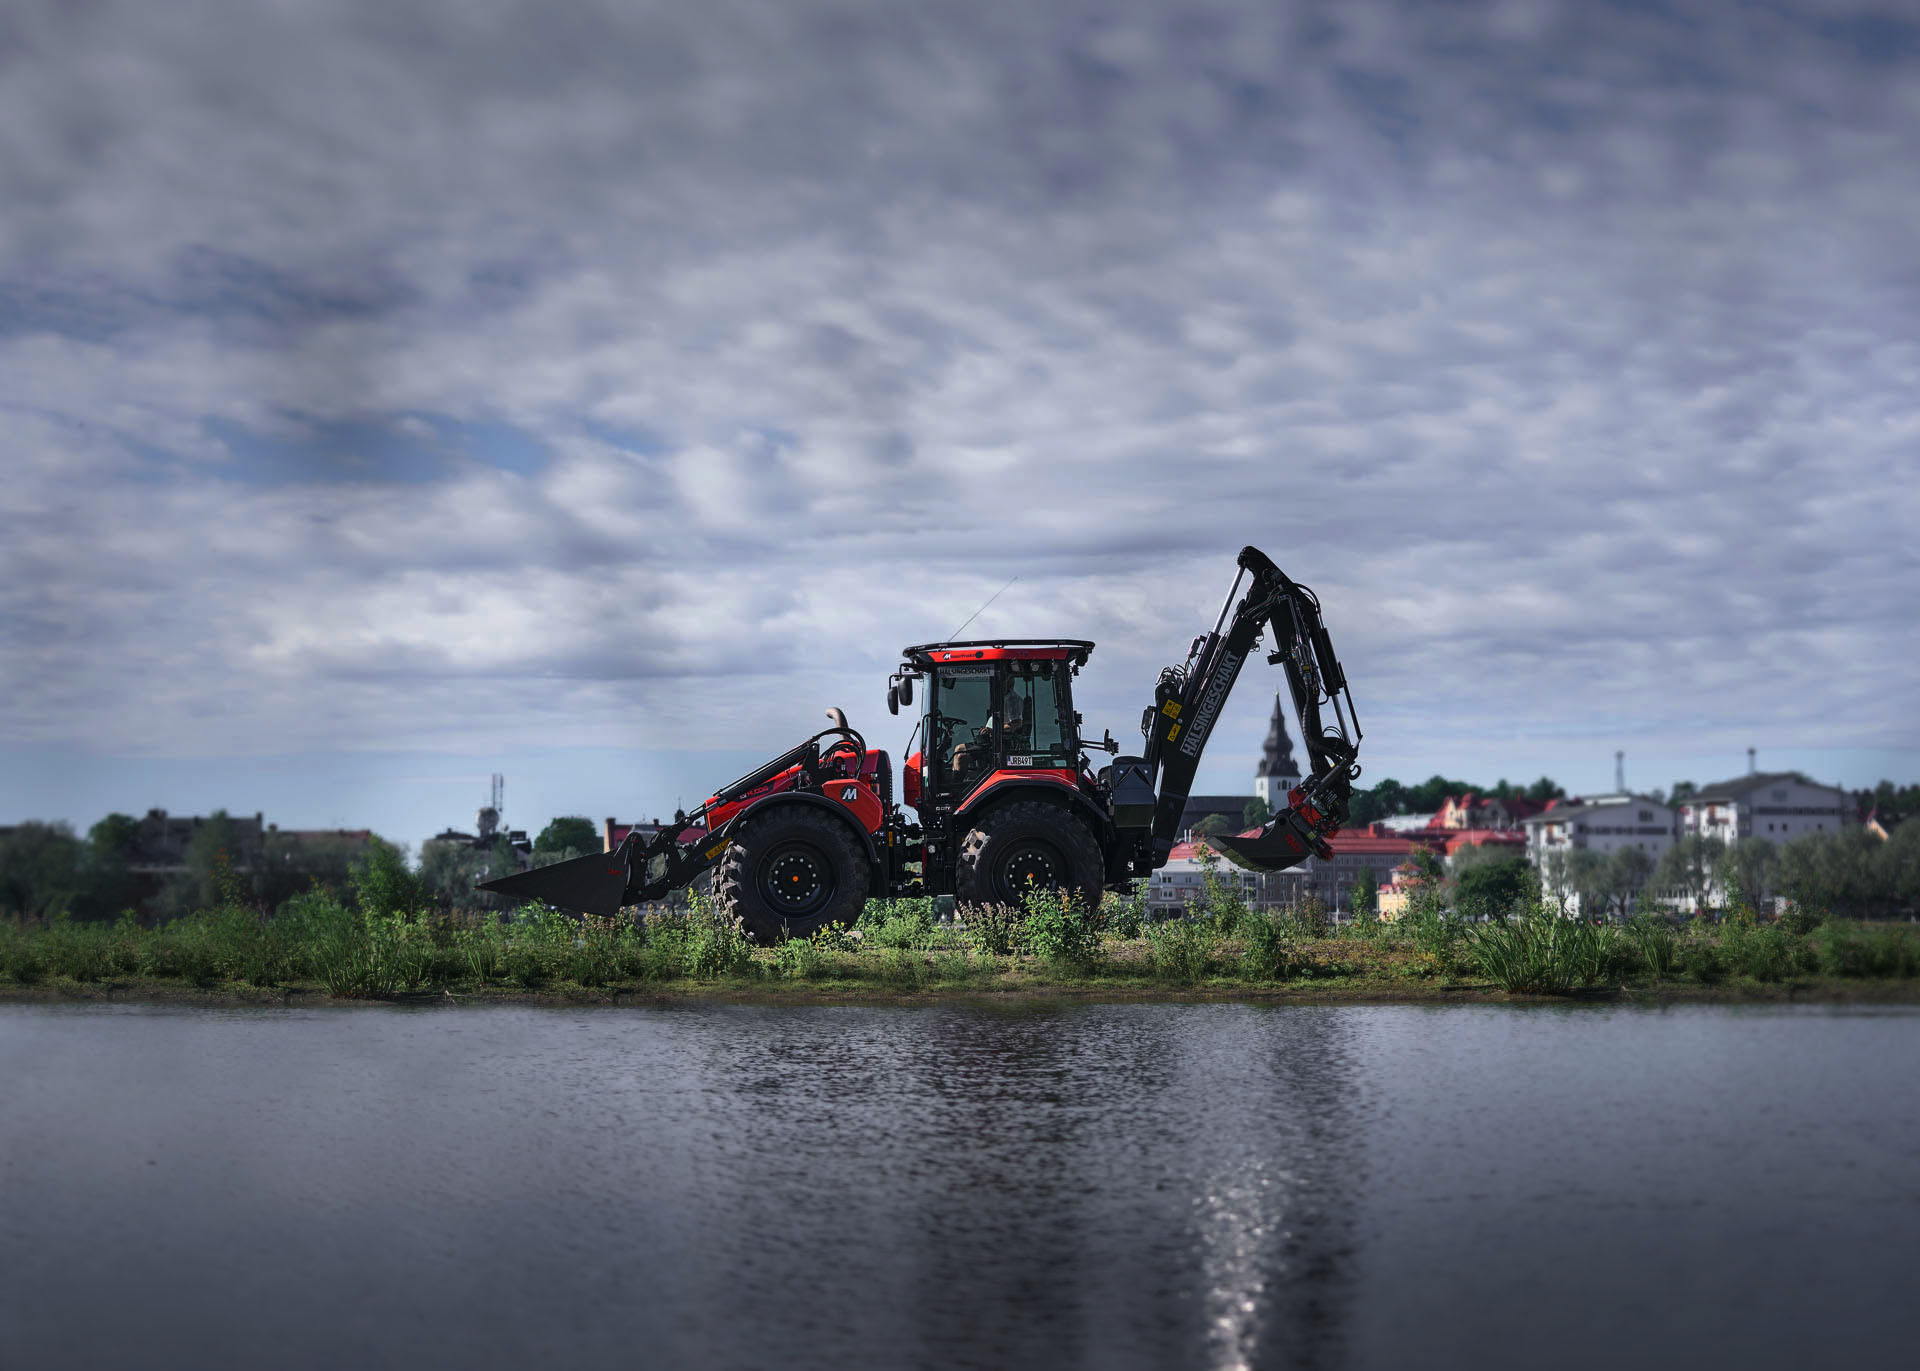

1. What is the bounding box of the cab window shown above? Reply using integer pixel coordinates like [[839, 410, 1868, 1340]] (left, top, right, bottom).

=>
[[1004, 661, 1072, 765]]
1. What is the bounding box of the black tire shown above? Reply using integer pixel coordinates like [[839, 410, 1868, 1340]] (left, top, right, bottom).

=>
[[713, 804, 871, 945], [954, 800, 1105, 912]]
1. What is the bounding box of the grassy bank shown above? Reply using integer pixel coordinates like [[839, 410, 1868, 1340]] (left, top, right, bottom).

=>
[[5, 882, 1919, 1006]]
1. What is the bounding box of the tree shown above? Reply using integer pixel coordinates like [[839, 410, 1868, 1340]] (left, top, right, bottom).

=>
[[1880, 820, 1920, 912], [162, 810, 244, 914], [1654, 835, 1725, 915], [1405, 845, 1445, 884], [1720, 839, 1779, 912], [1601, 847, 1655, 920], [1348, 867, 1378, 919], [1454, 858, 1533, 921], [1525, 776, 1566, 803], [255, 831, 367, 909], [351, 838, 420, 916], [1669, 780, 1698, 804], [1449, 840, 1517, 876], [535, 816, 599, 856], [1777, 829, 1892, 919], [1406, 774, 1476, 813], [88, 813, 141, 864], [1565, 849, 1610, 917], [78, 813, 142, 918], [0, 821, 84, 918], [419, 838, 521, 910], [1242, 797, 1273, 829], [1193, 813, 1236, 839]]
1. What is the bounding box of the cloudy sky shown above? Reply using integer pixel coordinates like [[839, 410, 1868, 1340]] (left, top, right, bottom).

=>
[[4, 0, 1917, 851]]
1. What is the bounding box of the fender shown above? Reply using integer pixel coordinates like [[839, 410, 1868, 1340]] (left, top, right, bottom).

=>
[[954, 773, 1112, 843], [711, 790, 888, 898]]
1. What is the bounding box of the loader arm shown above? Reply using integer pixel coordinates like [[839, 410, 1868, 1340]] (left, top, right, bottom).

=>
[[478, 723, 865, 916], [1139, 546, 1361, 871]]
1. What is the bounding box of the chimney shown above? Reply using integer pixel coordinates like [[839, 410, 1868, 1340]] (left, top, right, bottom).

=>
[[1747, 747, 1756, 776], [1614, 750, 1625, 793]]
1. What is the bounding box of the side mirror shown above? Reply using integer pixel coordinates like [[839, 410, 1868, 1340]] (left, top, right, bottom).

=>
[[887, 684, 900, 716], [898, 675, 913, 707]]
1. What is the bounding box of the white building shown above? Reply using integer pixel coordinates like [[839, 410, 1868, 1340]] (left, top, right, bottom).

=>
[[1520, 795, 1677, 917], [1523, 795, 1677, 865], [1678, 772, 1852, 844]]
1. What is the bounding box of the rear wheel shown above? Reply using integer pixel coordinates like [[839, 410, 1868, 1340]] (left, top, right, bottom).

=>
[[954, 800, 1105, 913], [714, 804, 870, 945]]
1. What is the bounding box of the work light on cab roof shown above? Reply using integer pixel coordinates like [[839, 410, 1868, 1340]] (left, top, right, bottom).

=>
[[483, 547, 1363, 944]]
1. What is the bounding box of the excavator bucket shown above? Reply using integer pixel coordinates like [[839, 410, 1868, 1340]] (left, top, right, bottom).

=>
[[479, 844, 630, 917], [1204, 803, 1336, 872]]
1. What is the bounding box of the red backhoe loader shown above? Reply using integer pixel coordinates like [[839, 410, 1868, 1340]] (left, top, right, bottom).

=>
[[483, 546, 1362, 943]]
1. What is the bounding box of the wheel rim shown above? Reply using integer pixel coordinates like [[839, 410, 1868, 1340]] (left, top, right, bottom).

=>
[[758, 841, 836, 919], [995, 839, 1065, 904]]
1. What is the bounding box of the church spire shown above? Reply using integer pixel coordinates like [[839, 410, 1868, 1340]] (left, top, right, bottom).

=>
[[1254, 694, 1300, 804]]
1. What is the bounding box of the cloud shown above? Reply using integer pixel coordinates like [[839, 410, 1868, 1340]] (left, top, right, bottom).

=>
[[2, 0, 1917, 784]]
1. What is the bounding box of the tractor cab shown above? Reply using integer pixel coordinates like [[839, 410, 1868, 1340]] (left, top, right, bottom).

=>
[[894, 640, 1093, 811]]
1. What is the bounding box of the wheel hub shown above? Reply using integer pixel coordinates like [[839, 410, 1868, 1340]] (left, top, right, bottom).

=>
[[998, 841, 1063, 903], [760, 843, 834, 917]]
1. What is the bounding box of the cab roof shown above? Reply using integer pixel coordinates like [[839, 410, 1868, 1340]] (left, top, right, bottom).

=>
[[903, 639, 1094, 666]]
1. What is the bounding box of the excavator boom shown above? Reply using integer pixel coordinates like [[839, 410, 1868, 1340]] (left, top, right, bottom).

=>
[[1139, 546, 1361, 871]]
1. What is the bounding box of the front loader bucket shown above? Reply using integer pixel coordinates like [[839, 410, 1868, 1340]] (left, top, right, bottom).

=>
[[480, 848, 628, 917]]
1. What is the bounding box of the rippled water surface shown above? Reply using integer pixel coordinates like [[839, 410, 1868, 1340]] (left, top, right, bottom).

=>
[[4, 1002, 1918, 1370]]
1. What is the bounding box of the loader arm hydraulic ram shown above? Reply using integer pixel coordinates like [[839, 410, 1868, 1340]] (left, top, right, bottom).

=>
[[1139, 545, 1362, 872]]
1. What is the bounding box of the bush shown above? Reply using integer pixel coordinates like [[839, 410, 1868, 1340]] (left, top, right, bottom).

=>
[[1020, 886, 1101, 968], [1678, 924, 1725, 984], [1812, 921, 1920, 979], [39, 914, 116, 983], [1720, 920, 1814, 983], [959, 902, 1023, 956], [771, 927, 838, 981], [865, 900, 935, 950], [1238, 911, 1300, 980], [0, 923, 46, 984], [142, 912, 226, 988], [681, 896, 754, 979], [1103, 883, 1148, 940], [875, 945, 929, 988], [1144, 917, 1220, 983]]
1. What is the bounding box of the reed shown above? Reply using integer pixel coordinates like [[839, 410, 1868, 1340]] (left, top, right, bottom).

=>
[[1464, 894, 1620, 994]]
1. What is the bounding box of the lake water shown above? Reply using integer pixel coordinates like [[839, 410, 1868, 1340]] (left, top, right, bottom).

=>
[[3, 1001, 1917, 1370]]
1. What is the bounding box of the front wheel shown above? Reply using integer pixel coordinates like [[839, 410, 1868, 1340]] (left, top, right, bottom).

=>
[[954, 800, 1105, 912], [713, 804, 871, 944]]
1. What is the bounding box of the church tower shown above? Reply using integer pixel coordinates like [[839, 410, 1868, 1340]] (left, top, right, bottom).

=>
[[1253, 694, 1301, 805]]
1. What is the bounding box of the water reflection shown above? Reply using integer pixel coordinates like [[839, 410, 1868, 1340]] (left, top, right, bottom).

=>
[[674, 1004, 1366, 1369], [5, 1003, 1916, 1371]]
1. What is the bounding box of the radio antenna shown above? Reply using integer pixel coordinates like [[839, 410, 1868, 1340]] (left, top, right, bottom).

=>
[[948, 575, 1018, 639]]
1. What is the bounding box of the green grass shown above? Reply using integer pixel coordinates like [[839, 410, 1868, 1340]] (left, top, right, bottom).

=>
[[5, 890, 1920, 1001]]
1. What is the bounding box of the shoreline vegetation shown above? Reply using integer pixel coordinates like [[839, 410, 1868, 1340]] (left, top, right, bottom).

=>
[[5, 850, 1918, 1009]]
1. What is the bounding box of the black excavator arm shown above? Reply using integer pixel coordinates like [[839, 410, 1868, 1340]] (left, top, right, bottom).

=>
[[1138, 546, 1362, 872]]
